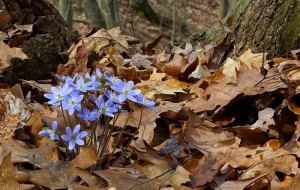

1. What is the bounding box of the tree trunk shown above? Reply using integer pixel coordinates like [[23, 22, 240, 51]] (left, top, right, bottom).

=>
[[59, 0, 73, 26], [83, 0, 106, 28], [132, 0, 160, 25], [219, 0, 236, 19], [193, 0, 300, 58], [106, 0, 120, 28], [97, 0, 120, 28]]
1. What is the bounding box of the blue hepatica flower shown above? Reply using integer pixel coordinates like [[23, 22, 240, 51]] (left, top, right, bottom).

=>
[[44, 83, 72, 106], [38, 121, 59, 141], [134, 94, 157, 111], [105, 75, 121, 86], [111, 80, 141, 102], [104, 90, 122, 104], [67, 75, 93, 93], [84, 73, 101, 90], [61, 124, 88, 150], [78, 108, 100, 121], [95, 68, 110, 85], [63, 91, 84, 115], [55, 74, 71, 82], [95, 95, 118, 117]]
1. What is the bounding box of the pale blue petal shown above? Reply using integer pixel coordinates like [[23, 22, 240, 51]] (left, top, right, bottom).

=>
[[68, 141, 76, 150], [66, 127, 72, 136], [61, 134, 70, 141], [78, 131, 88, 138], [73, 124, 81, 134], [38, 130, 50, 136], [52, 121, 57, 131], [75, 139, 84, 145]]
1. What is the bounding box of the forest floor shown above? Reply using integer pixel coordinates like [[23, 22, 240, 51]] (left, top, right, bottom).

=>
[[3, 1, 300, 190]]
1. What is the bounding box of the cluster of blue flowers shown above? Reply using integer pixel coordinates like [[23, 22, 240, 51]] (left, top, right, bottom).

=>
[[39, 69, 156, 151]]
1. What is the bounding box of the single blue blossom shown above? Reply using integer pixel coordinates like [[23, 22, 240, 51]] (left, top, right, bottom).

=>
[[67, 75, 94, 92], [95, 68, 109, 81], [104, 90, 122, 104], [95, 95, 118, 117], [111, 80, 141, 102], [84, 73, 101, 90], [61, 124, 88, 150], [134, 94, 157, 111], [55, 74, 71, 82], [62, 91, 84, 115], [38, 121, 59, 141], [78, 108, 100, 121], [44, 83, 72, 106], [105, 75, 121, 86]]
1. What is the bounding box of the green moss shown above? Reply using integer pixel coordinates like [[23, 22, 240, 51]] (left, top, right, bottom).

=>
[[201, 0, 252, 45], [280, 0, 300, 51]]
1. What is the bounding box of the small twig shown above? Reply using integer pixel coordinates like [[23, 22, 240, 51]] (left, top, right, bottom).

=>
[[129, 20, 135, 37], [254, 66, 297, 87], [128, 152, 191, 190]]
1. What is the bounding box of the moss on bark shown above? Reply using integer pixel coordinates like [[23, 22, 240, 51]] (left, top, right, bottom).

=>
[[193, 0, 300, 58]]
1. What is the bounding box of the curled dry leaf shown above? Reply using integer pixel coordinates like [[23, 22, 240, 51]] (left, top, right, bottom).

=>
[[218, 173, 269, 190], [129, 142, 190, 190], [186, 61, 286, 113], [26, 109, 43, 146], [113, 99, 185, 148], [0, 152, 34, 190], [136, 69, 188, 98], [93, 167, 160, 190], [240, 154, 299, 180], [29, 146, 98, 189], [250, 107, 275, 132], [68, 27, 129, 60], [124, 53, 154, 70], [0, 86, 30, 140], [0, 32, 28, 73], [185, 153, 227, 188]]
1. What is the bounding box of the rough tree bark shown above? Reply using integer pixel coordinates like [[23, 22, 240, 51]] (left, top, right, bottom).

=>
[[190, 0, 300, 58]]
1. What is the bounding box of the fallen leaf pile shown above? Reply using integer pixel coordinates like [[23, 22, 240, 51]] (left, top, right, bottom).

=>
[[1, 23, 300, 190]]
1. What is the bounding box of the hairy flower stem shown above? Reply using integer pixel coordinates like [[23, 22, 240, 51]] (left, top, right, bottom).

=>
[[97, 116, 108, 156], [99, 111, 121, 159], [60, 104, 68, 127], [106, 110, 132, 166], [113, 108, 143, 167]]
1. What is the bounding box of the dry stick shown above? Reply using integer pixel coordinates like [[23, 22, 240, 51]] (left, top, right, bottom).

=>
[[121, 0, 133, 31], [90, 35, 133, 54], [128, 151, 192, 190], [254, 66, 297, 87], [129, 20, 135, 37]]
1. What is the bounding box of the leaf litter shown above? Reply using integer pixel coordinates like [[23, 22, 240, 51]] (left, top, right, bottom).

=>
[[1, 24, 300, 190]]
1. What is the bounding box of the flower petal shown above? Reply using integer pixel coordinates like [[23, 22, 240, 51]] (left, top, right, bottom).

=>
[[66, 127, 72, 136], [68, 141, 76, 150], [52, 121, 57, 131], [61, 134, 70, 141], [75, 139, 84, 145], [78, 131, 88, 138], [38, 130, 50, 136], [73, 124, 81, 134]]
